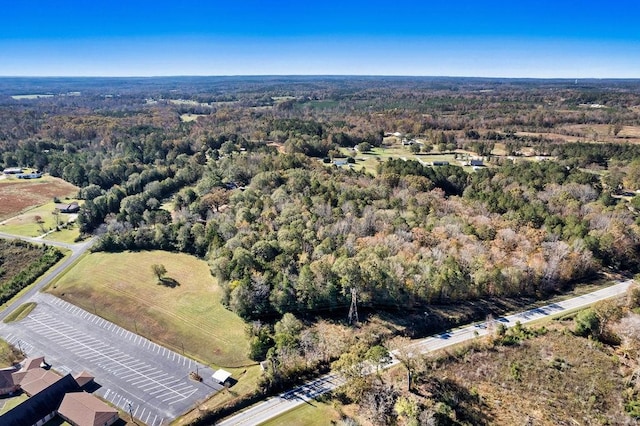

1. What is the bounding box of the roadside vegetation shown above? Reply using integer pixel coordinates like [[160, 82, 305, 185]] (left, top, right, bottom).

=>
[[0, 338, 22, 368], [284, 288, 638, 425], [0, 239, 63, 305]]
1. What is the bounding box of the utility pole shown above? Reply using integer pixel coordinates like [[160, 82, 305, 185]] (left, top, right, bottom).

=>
[[348, 287, 359, 325]]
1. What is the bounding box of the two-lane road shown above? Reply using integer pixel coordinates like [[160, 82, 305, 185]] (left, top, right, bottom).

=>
[[219, 279, 634, 426]]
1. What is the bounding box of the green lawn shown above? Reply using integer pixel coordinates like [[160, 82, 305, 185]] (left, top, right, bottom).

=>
[[1, 200, 80, 238], [0, 393, 29, 415], [335, 146, 470, 175], [260, 400, 342, 426], [48, 251, 253, 369], [43, 224, 81, 244]]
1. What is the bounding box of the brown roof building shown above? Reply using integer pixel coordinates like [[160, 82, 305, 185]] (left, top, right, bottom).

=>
[[58, 392, 119, 426], [20, 356, 48, 372], [18, 369, 64, 396], [0, 356, 119, 426]]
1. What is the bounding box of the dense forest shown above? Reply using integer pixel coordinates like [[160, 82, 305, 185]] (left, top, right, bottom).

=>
[[2, 77, 640, 389]]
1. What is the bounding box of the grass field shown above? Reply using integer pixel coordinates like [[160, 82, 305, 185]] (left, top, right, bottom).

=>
[[0, 176, 78, 222], [0, 200, 80, 239], [43, 225, 81, 244], [179, 113, 207, 122], [336, 145, 470, 175], [48, 251, 253, 369], [261, 400, 342, 426]]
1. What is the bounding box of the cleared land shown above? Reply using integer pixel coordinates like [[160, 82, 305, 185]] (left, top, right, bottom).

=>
[[48, 250, 252, 368], [0, 239, 52, 288], [336, 145, 472, 175], [0, 176, 78, 221], [1, 200, 80, 239], [406, 327, 628, 425], [180, 113, 207, 122]]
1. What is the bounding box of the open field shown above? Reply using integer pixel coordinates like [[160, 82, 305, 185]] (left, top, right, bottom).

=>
[[336, 145, 473, 175], [516, 124, 640, 145], [1, 200, 80, 239], [10, 94, 54, 100], [179, 113, 207, 122], [42, 225, 81, 244], [0, 176, 78, 222], [48, 251, 253, 369], [261, 400, 341, 426]]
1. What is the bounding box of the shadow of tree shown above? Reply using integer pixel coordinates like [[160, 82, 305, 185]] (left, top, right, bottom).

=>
[[157, 277, 180, 288]]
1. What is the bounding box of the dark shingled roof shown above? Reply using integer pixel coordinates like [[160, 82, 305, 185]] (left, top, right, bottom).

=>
[[0, 374, 81, 426]]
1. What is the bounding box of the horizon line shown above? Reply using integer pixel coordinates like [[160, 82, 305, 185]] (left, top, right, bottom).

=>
[[0, 74, 638, 80]]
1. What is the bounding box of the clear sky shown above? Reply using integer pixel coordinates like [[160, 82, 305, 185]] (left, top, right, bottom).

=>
[[1, 0, 639, 78]]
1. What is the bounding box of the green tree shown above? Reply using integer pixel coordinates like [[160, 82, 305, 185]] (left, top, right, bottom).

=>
[[366, 345, 391, 374], [151, 264, 167, 281]]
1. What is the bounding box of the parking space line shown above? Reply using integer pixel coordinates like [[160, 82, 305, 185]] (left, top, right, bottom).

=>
[[25, 316, 192, 401]]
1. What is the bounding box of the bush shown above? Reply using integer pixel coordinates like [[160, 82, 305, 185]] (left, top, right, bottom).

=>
[[574, 308, 600, 338]]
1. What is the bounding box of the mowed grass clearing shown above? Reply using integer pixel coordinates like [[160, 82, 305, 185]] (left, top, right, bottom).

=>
[[260, 400, 342, 426], [335, 145, 468, 175], [48, 251, 252, 368], [1, 200, 80, 239]]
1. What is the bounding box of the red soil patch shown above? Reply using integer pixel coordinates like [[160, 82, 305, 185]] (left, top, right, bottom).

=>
[[0, 177, 78, 220]]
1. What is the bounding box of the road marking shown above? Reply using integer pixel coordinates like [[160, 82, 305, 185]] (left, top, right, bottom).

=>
[[25, 316, 195, 402]]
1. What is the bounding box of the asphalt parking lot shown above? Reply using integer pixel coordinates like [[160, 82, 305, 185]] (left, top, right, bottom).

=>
[[0, 293, 223, 426]]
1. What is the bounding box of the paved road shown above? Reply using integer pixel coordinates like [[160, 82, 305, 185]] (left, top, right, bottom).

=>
[[0, 293, 220, 426], [218, 280, 634, 426]]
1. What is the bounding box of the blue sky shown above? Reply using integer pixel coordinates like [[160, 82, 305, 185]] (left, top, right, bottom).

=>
[[1, 1, 639, 78]]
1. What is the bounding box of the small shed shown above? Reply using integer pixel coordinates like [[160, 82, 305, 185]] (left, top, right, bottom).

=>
[[212, 369, 232, 384]]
